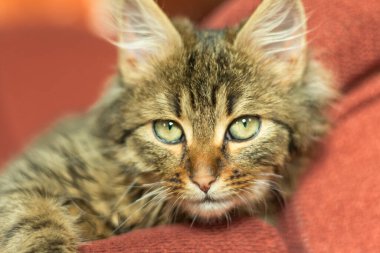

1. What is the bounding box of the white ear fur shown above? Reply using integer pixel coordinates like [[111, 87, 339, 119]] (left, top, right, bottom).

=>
[[234, 0, 307, 82], [111, 0, 182, 78]]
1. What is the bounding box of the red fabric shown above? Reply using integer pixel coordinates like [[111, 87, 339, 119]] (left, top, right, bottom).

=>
[[80, 219, 288, 253], [281, 74, 380, 252], [1, 0, 380, 252]]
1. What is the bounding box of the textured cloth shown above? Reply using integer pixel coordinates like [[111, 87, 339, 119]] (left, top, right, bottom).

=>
[[281, 74, 380, 252], [79, 219, 288, 253], [1, 0, 380, 252]]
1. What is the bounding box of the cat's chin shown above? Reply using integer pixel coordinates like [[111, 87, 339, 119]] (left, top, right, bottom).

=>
[[183, 199, 237, 220]]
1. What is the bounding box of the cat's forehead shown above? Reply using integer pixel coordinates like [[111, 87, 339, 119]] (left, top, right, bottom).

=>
[[164, 24, 249, 106], [130, 23, 270, 139]]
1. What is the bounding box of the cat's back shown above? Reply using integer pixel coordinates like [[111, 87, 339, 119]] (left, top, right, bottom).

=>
[[0, 111, 111, 190]]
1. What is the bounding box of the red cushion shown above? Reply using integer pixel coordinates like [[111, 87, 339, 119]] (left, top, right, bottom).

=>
[[280, 74, 380, 252], [80, 219, 288, 253]]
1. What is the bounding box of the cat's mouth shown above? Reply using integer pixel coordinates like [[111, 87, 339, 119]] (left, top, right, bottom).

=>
[[188, 195, 224, 204]]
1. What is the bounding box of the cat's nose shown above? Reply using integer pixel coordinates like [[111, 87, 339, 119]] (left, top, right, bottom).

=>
[[192, 176, 216, 193]]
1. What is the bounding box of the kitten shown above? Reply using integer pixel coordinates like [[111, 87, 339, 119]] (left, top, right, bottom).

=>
[[0, 0, 335, 252]]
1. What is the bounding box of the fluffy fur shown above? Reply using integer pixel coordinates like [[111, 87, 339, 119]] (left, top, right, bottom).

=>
[[0, 0, 335, 252]]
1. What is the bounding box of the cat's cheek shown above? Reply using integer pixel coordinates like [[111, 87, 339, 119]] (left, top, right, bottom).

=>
[[251, 178, 272, 198]]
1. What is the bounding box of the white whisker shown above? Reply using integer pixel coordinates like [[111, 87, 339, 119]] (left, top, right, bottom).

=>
[[112, 187, 170, 234]]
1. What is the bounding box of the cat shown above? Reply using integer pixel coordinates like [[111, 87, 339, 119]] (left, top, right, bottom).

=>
[[0, 0, 335, 252]]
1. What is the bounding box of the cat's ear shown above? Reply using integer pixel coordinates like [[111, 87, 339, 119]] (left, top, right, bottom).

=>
[[234, 0, 307, 84], [113, 0, 182, 80]]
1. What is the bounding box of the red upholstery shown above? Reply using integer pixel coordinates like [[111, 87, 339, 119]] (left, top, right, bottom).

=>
[[281, 74, 380, 252], [1, 0, 380, 252], [80, 219, 288, 253]]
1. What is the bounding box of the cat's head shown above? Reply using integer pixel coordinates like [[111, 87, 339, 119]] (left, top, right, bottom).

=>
[[100, 0, 334, 220]]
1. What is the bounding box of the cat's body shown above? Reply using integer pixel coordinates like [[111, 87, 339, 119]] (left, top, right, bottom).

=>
[[0, 0, 335, 252]]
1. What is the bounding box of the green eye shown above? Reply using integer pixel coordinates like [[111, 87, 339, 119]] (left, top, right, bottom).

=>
[[227, 116, 261, 141], [153, 120, 184, 144]]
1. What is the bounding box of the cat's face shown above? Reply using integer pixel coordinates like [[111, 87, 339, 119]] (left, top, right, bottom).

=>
[[104, 0, 333, 220], [119, 45, 292, 219]]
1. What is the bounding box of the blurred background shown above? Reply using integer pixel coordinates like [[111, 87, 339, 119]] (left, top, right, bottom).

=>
[[0, 0, 225, 30], [0, 0, 227, 167]]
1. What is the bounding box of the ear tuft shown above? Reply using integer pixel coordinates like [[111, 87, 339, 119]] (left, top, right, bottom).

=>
[[235, 0, 307, 82], [108, 0, 182, 79]]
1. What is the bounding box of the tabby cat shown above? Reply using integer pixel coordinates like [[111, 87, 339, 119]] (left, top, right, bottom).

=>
[[0, 0, 335, 252]]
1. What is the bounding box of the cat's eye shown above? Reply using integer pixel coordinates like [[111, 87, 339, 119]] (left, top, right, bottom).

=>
[[227, 116, 261, 141], [153, 120, 184, 144]]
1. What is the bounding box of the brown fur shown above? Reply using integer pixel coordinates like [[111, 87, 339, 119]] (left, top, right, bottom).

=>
[[0, 0, 335, 252]]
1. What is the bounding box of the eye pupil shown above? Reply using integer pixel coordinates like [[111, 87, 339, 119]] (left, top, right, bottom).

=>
[[168, 121, 173, 130], [242, 118, 248, 128]]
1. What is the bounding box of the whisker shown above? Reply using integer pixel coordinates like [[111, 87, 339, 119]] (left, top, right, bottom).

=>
[[112, 187, 170, 234], [168, 193, 185, 223], [172, 195, 186, 223], [190, 213, 198, 228], [231, 189, 255, 216], [224, 212, 232, 228], [109, 181, 166, 217]]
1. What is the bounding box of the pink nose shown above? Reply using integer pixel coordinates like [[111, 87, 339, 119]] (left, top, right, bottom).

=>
[[192, 176, 216, 193]]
